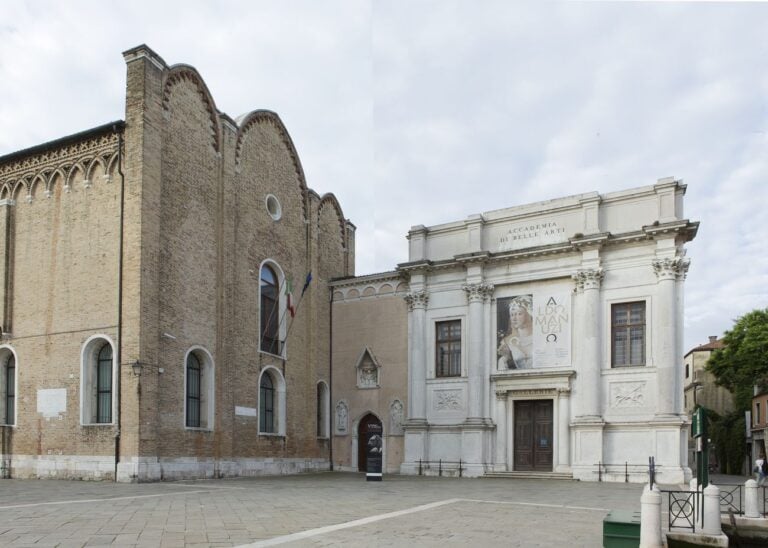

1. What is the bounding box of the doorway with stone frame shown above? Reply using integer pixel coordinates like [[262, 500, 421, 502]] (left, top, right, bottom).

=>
[[513, 399, 553, 472]]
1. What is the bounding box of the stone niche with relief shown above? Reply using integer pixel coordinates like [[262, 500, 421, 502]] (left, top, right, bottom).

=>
[[355, 347, 381, 389]]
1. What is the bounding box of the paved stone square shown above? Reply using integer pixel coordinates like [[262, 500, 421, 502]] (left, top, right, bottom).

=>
[[0, 473, 648, 547]]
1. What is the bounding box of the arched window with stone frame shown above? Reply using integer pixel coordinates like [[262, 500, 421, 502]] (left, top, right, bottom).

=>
[[184, 347, 215, 430], [258, 366, 286, 436], [316, 381, 330, 438], [0, 347, 17, 426], [259, 261, 287, 357], [80, 335, 116, 425]]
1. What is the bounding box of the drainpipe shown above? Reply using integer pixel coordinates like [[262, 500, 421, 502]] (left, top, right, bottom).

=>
[[329, 288, 333, 471], [113, 124, 125, 481]]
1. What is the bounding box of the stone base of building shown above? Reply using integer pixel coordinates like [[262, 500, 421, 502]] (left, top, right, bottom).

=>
[[3, 454, 330, 482], [401, 422, 494, 478]]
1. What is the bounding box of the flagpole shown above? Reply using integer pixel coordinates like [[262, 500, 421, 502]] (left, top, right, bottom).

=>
[[260, 271, 287, 355], [284, 272, 312, 343]]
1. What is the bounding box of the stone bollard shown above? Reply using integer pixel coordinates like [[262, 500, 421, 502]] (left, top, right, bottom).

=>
[[745, 479, 760, 518], [702, 484, 722, 535], [640, 483, 663, 548]]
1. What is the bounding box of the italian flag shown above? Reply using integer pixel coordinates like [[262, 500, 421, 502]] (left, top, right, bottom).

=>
[[285, 277, 296, 318]]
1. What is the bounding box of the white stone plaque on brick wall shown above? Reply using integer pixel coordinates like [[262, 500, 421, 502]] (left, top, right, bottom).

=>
[[235, 406, 257, 417], [37, 388, 66, 418]]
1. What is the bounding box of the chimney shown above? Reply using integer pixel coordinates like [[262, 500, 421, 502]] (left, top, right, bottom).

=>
[[708, 336, 717, 344]]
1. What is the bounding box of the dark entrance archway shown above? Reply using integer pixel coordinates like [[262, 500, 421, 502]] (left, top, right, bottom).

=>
[[514, 400, 553, 471], [357, 413, 382, 472]]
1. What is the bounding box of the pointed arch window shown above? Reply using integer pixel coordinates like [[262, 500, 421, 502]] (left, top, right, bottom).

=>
[[260, 264, 281, 355]]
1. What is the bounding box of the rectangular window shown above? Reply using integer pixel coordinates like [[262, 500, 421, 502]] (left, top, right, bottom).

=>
[[436, 320, 461, 377], [757, 403, 761, 427], [612, 302, 646, 367]]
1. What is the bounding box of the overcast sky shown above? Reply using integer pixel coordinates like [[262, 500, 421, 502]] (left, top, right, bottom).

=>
[[1, 1, 766, 351]]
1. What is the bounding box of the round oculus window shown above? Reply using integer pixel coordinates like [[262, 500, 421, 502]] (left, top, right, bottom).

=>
[[266, 194, 282, 221]]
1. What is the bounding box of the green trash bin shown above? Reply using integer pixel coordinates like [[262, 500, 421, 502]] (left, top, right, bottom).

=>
[[603, 510, 641, 548]]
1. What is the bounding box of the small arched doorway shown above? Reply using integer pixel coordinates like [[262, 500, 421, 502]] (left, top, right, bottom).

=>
[[357, 413, 382, 472]]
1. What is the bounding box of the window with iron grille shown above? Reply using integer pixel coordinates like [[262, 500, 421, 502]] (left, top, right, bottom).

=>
[[186, 353, 202, 428], [96, 344, 112, 423], [260, 373, 275, 433], [260, 264, 281, 355], [436, 320, 461, 377], [612, 302, 646, 367], [3, 354, 14, 425]]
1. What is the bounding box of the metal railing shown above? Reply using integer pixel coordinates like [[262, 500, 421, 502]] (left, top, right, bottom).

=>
[[593, 459, 660, 483], [718, 483, 742, 515], [417, 459, 464, 477], [661, 482, 768, 534], [662, 489, 699, 533], [763, 485, 768, 516]]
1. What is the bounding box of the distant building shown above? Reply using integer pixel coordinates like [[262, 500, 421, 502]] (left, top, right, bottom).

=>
[[682, 336, 732, 467], [751, 388, 768, 463]]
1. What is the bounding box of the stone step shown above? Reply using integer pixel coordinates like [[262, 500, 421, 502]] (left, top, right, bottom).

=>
[[483, 471, 575, 481]]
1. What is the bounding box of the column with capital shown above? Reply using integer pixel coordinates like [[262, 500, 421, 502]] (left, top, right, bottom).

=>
[[404, 290, 429, 422], [462, 283, 494, 422], [572, 268, 604, 419], [652, 257, 689, 417]]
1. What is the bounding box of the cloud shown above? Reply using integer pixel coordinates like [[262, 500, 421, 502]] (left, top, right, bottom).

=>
[[1, 1, 767, 350]]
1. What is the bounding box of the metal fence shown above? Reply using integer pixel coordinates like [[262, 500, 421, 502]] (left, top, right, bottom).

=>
[[662, 489, 700, 532], [661, 483, 768, 534], [417, 459, 464, 477], [593, 459, 659, 483]]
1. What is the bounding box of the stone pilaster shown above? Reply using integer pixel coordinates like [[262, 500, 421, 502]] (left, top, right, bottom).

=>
[[404, 290, 429, 422], [572, 268, 604, 419], [494, 391, 508, 470], [557, 388, 571, 472], [652, 257, 689, 418], [462, 283, 493, 422]]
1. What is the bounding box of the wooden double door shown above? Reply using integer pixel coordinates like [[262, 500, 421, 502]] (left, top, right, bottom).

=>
[[514, 400, 553, 471]]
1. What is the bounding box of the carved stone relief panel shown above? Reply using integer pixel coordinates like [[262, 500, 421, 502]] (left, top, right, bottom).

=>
[[609, 382, 646, 408], [356, 347, 380, 389], [433, 389, 463, 411], [390, 399, 404, 435], [335, 401, 349, 435]]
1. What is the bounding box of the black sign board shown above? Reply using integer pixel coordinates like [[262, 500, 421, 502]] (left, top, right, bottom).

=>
[[365, 422, 383, 481]]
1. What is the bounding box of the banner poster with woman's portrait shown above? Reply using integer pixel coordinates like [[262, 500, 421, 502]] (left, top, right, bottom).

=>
[[496, 292, 571, 370]]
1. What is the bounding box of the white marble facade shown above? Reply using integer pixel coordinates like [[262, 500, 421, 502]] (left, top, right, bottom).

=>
[[399, 178, 697, 483]]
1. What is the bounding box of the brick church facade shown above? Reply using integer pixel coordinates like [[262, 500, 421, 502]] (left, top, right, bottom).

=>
[[0, 45, 353, 481]]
